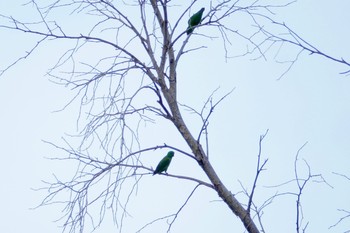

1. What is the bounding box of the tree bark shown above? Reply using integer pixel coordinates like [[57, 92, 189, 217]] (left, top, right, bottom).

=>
[[163, 88, 260, 233]]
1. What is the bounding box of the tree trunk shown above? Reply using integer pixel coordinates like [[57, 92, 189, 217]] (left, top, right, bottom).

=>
[[163, 89, 260, 233]]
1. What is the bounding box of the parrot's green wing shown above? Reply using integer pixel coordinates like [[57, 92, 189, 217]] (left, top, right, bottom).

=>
[[153, 151, 175, 175], [187, 8, 205, 35]]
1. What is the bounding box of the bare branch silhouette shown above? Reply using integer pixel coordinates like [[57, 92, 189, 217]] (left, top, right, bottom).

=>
[[329, 209, 350, 231], [247, 130, 269, 214], [1, 1, 348, 233]]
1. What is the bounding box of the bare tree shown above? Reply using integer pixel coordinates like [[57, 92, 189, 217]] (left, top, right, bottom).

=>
[[1, 1, 349, 233]]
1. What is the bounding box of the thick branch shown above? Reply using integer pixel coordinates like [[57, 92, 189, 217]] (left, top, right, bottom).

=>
[[162, 89, 260, 233]]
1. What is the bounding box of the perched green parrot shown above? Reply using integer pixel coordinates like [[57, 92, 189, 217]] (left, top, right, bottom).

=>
[[153, 151, 175, 175], [186, 7, 205, 35]]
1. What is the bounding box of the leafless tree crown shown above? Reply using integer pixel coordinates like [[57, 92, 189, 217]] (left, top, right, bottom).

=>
[[1, 1, 349, 233]]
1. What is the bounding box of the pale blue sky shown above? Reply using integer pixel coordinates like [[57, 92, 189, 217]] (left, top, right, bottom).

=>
[[1, 1, 350, 233]]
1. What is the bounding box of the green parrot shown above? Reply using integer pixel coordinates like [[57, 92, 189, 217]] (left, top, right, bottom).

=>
[[186, 7, 205, 35], [153, 151, 175, 175]]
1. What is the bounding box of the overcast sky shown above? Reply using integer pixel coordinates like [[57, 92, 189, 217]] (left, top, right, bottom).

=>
[[1, 1, 350, 233]]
